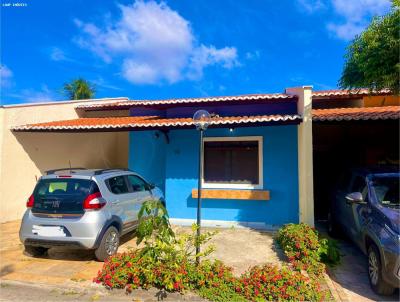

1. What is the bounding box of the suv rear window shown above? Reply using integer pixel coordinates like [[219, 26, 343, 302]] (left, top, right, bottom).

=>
[[32, 178, 99, 214]]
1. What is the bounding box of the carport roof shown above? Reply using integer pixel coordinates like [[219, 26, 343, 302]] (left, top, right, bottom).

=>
[[312, 106, 400, 121], [11, 114, 302, 132]]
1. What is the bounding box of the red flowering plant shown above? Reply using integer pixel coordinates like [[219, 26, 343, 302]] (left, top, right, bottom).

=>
[[93, 202, 333, 301], [94, 200, 217, 292], [276, 223, 331, 276], [235, 264, 330, 302]]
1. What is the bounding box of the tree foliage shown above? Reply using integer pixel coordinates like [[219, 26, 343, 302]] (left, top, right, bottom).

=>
[[339, 3, 400, 94], [62, 78, 96, 100]]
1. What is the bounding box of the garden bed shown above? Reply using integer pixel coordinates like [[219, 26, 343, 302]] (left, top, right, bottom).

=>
[[93, 201, 337, 301]]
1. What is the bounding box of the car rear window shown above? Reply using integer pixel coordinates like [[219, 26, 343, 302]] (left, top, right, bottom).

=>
[[32, 178, 99, 214]]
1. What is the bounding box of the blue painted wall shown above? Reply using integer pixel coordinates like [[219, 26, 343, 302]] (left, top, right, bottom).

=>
[[129, 131, 167, 192], [129, 126, 299, 225]]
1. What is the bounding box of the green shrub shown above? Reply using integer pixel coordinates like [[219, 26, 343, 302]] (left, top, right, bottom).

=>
[[319, 238, 341, 267], [276, 223, 325, 275], [94, 253, 329, 301], [236, 264, 330, 302], [93, 203, 331, 301], [276, 223, 341, 276]]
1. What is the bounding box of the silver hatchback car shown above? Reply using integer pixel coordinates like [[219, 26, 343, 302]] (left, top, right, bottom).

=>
[[19, 168, 164, 261]]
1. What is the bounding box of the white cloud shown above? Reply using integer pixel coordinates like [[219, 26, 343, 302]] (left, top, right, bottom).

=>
[[245, 50, 261, 60], [91, 77, 123, 91], [326, 22, 365, 40], [8, 85, 57, 103], [188, 45, 239, 80], [297, 0, 391, 40], [50, 47, 68, 61], [1, 65, 13, 88], [297, 0, 326, 13], [331, 0, 390, 22], [74, 1, 239, 84], [328, 0, 391, 40]]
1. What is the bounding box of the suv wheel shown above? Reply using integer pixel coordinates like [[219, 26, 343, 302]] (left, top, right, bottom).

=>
[[367, 244, 395, 295], [24, 245, 48, 257], [95, 226, 120, 261]]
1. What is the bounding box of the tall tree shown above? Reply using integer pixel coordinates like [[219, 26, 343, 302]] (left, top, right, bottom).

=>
[[339, 2, 399, 94], [63, 78, 96, 100]]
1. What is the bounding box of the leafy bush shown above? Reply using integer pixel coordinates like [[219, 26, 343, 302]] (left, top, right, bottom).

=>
[[236, 264, 329, 302], [94, 253, 329, 301], [319, 238, 341, 267], [276, 223, 341, 276], [93, 203, 331, 301]]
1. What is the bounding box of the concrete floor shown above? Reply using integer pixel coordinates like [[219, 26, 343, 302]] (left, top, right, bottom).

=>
[[328, 238, 399, 302]]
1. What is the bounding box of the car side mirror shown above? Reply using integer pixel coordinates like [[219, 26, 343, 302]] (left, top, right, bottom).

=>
[[346, 192, 363, 203]]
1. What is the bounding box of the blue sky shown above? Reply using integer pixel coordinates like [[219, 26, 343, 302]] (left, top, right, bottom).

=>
[[0, 0, 391, 105]]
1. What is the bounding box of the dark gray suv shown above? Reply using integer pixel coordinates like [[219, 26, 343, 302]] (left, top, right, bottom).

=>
[[328, 167, 399, 295]]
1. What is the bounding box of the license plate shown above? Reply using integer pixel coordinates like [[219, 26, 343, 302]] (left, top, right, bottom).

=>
[[32, 225, 66, 237]]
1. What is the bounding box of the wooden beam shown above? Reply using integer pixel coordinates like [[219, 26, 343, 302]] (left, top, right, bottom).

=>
[[191, 189, 270, 200]]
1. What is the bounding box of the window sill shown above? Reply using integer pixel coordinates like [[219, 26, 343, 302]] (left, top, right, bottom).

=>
[[191, 189, 270, 201]]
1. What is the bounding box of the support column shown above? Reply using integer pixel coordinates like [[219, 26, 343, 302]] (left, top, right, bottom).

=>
[[285, 86, 314, 226]]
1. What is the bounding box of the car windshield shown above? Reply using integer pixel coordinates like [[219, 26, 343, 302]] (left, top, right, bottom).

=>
[[370, 175, 400, 208]]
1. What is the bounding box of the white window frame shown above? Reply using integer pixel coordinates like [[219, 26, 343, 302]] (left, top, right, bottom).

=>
[[202, 136, 263, 190]]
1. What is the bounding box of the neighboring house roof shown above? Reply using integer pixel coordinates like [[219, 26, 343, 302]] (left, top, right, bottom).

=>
[[1, 97, 129, 108], [312, 106, 400, 121], [74, 89, 394, 111], [11, 114, 301, 132], [75, 93, 297, 111], [312, 88, 391, 98]]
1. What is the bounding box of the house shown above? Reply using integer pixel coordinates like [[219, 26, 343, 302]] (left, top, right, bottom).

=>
[[2, 87, 398, 227]]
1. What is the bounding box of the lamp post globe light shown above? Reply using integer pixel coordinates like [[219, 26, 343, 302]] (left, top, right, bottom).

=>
[[192, 109, 210, 264]]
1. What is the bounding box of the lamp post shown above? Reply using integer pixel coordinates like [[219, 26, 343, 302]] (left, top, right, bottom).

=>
[[193, 109, 211, 265]]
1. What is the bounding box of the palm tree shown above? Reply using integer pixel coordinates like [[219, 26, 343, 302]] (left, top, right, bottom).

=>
[[63, 78, 96, 100]]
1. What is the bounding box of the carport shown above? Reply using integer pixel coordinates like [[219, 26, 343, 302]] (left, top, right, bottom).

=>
[[311, 106, 400, 221]]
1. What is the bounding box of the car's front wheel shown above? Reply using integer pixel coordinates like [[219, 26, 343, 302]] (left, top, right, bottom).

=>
[[24, 245, 48, 257], [95, 226, 120, 261], [367, 244, 395, 296]]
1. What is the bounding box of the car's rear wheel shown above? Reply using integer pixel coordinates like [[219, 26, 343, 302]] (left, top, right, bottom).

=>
[[95, 226, 120, 261], [24, 245, 48, 257], [367, 244, 395, 296]]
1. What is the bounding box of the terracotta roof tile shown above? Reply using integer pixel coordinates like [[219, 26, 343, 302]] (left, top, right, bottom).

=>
[[12, 114, 301, 132], [75, 93, 296, 110], [312, 106, 400, 121], [312, 88, 391, 98]]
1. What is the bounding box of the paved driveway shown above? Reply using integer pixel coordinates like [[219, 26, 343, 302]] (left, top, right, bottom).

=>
[[328, 237, 399, 302]]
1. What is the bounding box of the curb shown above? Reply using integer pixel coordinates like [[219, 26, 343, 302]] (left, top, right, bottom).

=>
[[324, 269, 350, 302]]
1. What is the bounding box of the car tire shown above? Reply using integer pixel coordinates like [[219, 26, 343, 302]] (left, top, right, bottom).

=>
[[367, 244, 395, 296], [95, 226, 120, 262], [24, 245, 48, 257], [327, 212, 340, 237]]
